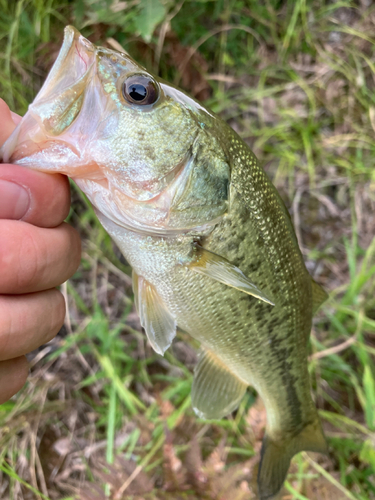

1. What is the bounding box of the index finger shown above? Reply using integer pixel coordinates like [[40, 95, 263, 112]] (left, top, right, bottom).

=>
[[0, 164, 71, 228]]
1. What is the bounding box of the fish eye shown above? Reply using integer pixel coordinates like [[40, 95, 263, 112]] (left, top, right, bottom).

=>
[[122, 75, 158, 105]]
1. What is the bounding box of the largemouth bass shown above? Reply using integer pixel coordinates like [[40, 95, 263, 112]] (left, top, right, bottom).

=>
[[1, 26, 328, 499]]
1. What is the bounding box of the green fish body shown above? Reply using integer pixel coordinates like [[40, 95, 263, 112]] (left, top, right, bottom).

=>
[[1, 26, 328, 499]]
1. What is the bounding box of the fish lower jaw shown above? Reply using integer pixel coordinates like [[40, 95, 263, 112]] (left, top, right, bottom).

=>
[[75, 177, 222, 238], [95, 198, 222, 238]]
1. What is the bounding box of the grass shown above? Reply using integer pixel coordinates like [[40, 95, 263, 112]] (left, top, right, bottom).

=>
[[1, 0, 375, 498]]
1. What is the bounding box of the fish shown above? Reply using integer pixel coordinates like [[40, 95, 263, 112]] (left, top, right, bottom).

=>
[[0, 26, 328, 499]]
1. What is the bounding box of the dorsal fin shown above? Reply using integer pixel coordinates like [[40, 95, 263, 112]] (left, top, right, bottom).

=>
[[189, 245, 274, 306], [192, 348, 248, 419], [132, 270, 176, 355], [311, 279, 328, 315]]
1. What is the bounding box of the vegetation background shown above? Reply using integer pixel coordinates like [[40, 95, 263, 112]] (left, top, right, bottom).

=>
[[1, 0, 375, 498]]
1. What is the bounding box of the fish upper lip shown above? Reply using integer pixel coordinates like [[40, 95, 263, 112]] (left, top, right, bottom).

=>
[[0, 27, 98, 164], [40, 26, 95, 93]]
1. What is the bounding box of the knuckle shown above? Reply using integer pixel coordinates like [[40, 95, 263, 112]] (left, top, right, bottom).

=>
[[0, 357, 29, 404], [0, 300, 12, 353], [16, 229, 42, 290], [45, 177, 70, 224], [47, 290, 66, 337], [17, 358, 29, 387], [71, 229, 82, 269], [63, 224, 82, 275]]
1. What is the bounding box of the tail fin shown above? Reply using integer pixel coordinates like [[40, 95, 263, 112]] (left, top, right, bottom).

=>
[[257, 417, 327, 500]]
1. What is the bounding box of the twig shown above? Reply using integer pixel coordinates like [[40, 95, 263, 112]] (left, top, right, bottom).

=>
[[114, 464, 143, 498], [106, 37, 127, 54], [114, 434, 165, 498], [292, 187, 304, 250], [309, 335, 357, 360], [302, 452, 358, 500], [155, 1, 185, 71], [61, 280, 72, 335]]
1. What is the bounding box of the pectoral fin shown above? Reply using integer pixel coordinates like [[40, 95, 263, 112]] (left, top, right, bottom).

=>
[[311, 279, 328, 315], [132, 271, 176, 355], [192, 348, 247, 419], [190, 246, 274, 306]]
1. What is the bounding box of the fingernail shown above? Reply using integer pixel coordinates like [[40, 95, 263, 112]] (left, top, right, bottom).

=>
[[0, 180, 30, 219]]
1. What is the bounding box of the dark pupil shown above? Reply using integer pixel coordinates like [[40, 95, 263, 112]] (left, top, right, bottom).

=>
[[129, 84, 147, 101]]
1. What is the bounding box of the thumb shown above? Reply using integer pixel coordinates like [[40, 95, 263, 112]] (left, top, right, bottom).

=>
[[0, 99, 20, 146]]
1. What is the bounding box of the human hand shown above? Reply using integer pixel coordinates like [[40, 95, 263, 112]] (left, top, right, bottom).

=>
[[0, 99, 81, 404]]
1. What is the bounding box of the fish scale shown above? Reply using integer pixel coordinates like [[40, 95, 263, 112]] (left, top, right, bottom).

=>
[[0, 26, 328, 500]]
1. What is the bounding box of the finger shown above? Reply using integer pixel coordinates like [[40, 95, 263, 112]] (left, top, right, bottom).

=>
[[0, 356, 29, 405], [0, 220, 81, 294], [0, 289, 65, 361], [0, 98, 18, 145], [0, 164, 71, 227]]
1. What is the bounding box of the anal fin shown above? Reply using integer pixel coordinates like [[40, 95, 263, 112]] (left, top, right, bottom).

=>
[[192, 348, 247, 419], [132, 270, 176, 355], [189, 245, 274, 306], [311, 279, 328, 315]]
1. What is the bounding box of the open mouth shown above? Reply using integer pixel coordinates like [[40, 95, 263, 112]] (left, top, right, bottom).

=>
[[1, 26, 97, 167], [33, 26, 95, 105]]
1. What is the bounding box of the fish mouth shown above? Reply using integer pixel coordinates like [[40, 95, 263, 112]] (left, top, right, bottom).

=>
[[39, 26, 95, 98], [1, 26, 98, 169]]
